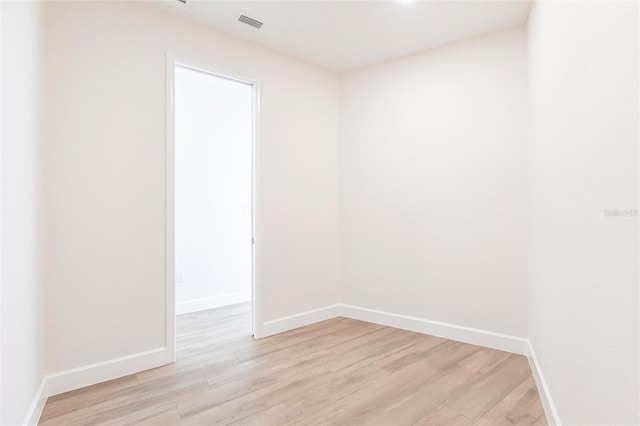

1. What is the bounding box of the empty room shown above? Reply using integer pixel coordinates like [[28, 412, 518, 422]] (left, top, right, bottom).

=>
[[1, 0, 638, 425]]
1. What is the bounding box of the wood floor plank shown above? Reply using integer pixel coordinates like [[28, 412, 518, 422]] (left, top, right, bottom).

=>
[[473, 376, 546, 426], [231, 320, 353, 363], [416, 405, 473, 426], [100, 402, 181, 426], [179, 366, 334, 425], [373, 334, 449, 373], [40, 375, 141, 422], [274, 363, 390, 425], [353, 365, 476, 426], [184, 349, 337, 414], [424, 340, 483, 370], [43, 375, 209, 426], [136, 354, 239, 382], [458, 347, 512, 375], [39, 302, 547, 426], [444, 355, 533, 420], [318, 361, 442, 425], [324, 329, 426, 374]]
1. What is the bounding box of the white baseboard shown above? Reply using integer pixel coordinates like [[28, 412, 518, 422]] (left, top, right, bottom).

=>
[[259, 303, 528, 355], [176, 292, 251, 315], [527, 342, 561, 425], [23, 305, 557, 426], [22, 347, 167, 425], [340, 304, 530, 355], [345, 306, 558, 425], [23, 377, 47, 426], [259, 304, 343, 337], [46, 347, 167, 397], [259, 303, 555, 425]]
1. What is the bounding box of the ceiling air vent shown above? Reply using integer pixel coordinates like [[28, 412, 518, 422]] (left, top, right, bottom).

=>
[[238, 14, 263, 29]]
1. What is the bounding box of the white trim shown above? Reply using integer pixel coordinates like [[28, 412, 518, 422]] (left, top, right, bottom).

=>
[[22, 377, 47, 426], [0, 0, 4, 422], [165, 52, 263, 359], [176, 292, 251, 315], [22, 347, 167, 425], [165, 52, 176, 365], [258, 304, 343, 338], [21, 308, 557, 426], [251, 62, 263, 340], [46, 347, 167, 397], [258, 303, 529, 355], [527, 342, 562, 426], [340, 304, 530, 355], [258, 304, 556, 424]]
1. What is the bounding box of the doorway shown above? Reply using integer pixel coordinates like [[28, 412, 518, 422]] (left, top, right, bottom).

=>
[[166, 56, 259, 361]]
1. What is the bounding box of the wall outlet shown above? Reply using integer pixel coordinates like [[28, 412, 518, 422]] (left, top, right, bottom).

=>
[[176, 271, 184, 284]]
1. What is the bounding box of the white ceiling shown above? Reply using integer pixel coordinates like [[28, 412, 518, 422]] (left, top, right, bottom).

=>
[[147, 0, 531, 71]]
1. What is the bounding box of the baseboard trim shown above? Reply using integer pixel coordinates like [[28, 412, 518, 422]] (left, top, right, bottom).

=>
[[23, 377, 47, 426], [259, 303, 529, 355], [259, 304, 342, 337], [22, 347, 168, 425], [24, 307, 558, 426], [340, 304, 530, 355], [46, 347, 167, 397], [527, 342, 561, 425], [176, 292, 251, 315], [260, 303, 556, 424]]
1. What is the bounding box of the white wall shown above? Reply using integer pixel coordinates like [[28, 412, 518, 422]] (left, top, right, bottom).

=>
[[340, 27, 528, 337], [42, 1, 340, 373], [528, 1, 639, 424], [0, 1, 45, 424], [175, 65, 252, 315]]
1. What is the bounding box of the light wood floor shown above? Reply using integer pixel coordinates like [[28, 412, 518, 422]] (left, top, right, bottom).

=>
[[40, 303, 547, 425]]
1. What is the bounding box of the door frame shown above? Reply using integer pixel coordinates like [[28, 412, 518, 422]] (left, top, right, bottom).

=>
[[165, 52, 262, 363]]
